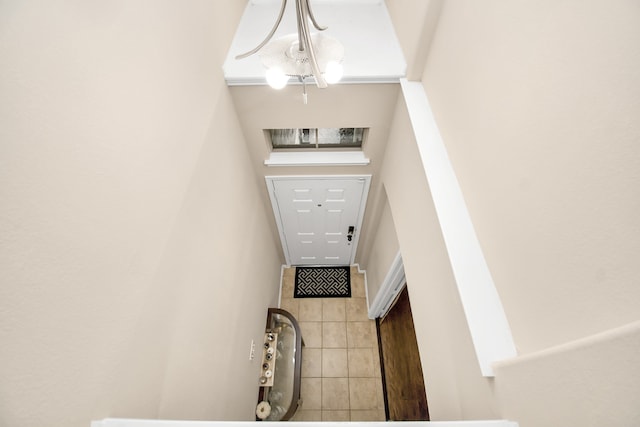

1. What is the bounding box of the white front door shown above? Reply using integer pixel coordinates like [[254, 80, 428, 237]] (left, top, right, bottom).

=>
[[267, 176, 371, 266]]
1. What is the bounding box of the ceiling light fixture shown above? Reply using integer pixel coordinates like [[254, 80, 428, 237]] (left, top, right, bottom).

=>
[[235, 0, 344, 103]]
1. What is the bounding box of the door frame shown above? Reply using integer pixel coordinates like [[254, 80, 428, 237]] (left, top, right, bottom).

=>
[[266, 175, 372, 266], [368, 251, 406, 318]]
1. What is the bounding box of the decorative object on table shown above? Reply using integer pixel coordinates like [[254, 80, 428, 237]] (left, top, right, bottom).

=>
[[256, 308, 303, 421], [260, 332, 278, 387], [256, 401, 272, 420]]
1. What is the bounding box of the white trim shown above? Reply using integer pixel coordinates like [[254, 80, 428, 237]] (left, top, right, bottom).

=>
[[400, 79, 517, 377], [277, 264, 285, 308], [265, 151, 370, 167], [265, 175, 371, 266], [225, 75, 404, 86], [353, 263, 372, 317], [495, 319, 640, 369], [92, 418, 519, 427], [368, 251, 406, 319]]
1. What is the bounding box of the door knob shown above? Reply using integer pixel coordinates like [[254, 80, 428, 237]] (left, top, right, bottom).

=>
[[347, 226, 355, 242]]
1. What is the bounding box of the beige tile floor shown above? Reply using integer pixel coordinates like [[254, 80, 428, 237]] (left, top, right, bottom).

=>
[[279, 266, 386, 421]]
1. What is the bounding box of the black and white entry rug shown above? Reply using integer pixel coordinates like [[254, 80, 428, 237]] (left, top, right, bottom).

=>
[[294, 266, 351, 298]]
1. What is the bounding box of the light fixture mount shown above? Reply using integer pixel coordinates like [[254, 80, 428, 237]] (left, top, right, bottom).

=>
[[235, 0, 344, 99]]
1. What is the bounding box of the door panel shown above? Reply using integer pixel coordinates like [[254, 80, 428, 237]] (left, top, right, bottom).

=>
[[269, 176, 369, 266]]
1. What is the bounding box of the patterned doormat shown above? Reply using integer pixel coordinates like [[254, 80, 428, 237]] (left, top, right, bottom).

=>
[[294, 266, 351, 298]]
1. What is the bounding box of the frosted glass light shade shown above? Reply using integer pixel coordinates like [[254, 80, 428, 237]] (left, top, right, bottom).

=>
[[260, 33, 344, 82], [324, 61, 343, 84], [265, 67, 289, 89]]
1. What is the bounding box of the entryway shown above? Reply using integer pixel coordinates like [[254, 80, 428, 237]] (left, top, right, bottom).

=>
[[378, 285, 429, 420], [279, 266, 385, 421]]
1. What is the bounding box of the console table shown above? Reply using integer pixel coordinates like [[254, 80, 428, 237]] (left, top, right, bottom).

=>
[[256, 308, 303, 421]]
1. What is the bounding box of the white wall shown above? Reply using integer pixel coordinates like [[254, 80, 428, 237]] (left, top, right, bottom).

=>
[[416, 2, 640, 425], [494, 321, 640, 427], [361, 188, 399, 302], [385, 0, 443, 80], [421, 0, 640, 354], [227, 82, 401, 269], [0, 2, 282, 426], [373, 97, 500, 420], [379, 0, 640, 425]]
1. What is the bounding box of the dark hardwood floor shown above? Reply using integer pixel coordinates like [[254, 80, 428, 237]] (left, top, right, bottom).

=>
[[378, 286, 429, 421]]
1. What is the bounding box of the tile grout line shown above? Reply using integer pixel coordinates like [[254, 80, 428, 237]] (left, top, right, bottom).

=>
[[348, 270, 357, 419], [288, 268, 384, 420], [346, 301, 351, 415]]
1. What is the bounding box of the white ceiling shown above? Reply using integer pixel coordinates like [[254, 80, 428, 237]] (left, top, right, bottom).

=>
[[223, 0, 406, 86]]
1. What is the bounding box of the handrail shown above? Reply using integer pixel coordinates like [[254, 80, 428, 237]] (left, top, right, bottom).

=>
[[400, 79, 517, 376]]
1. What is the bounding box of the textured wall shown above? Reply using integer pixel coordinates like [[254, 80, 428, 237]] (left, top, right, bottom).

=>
[[377, 96, 500, 420], [0, 1, 281, 426], [362, 188, 400, 306], [227, 82, 401, 271], [421, 0, 640, 354], [494, 321, 640, 427], [385, 0, 443, 80], [381, 0, 640, 424]]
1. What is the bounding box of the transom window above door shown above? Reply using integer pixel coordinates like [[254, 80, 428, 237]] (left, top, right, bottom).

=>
[[269, 128, 366, 150]]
